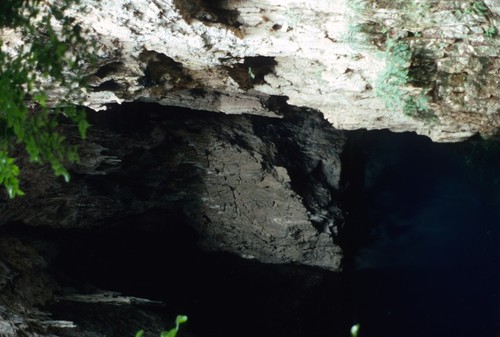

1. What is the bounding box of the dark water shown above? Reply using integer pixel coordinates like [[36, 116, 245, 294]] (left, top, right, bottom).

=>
[[341, 130, 500, 337]]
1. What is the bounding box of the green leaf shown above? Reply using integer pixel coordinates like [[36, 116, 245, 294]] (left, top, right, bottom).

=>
[[0, 0, 94, 197], [350, 323, 360, 337], [160, 330, 177, 337], [34, 93, 47, 108], [78, 117, 91, 139], [13, 186, 25, 197], [7, 185, 14, 199], [135, 330, 144, 337], [159, 315, 188, 337], [0, 151, 24, 198], [62, 171, 71, 183], [175, 315, 188, 325]]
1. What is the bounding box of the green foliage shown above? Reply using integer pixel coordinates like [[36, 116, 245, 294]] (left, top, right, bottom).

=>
[[375, 37, 430, 117], [464, 1, 488, 16], [351, 323, 360, 337], [0, 0, 93, 197], [484, 26, 497, 37], [460, 1, 497, 38], [0, 151, 24, 198], [136, 315, 188, 337]]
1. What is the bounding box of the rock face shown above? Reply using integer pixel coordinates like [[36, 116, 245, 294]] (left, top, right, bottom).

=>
[[3, 103, 344, 270], [0, 103, 345, 336], [0, 0, 499, 335], [6, 0, 497, 141], [184, 108, 345, 269], [54, 0, 499, 142]]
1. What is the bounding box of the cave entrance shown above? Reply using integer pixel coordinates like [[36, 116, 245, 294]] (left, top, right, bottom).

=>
[[2, 104, 499, 337], [339, 130, 500, 337], [3, 207, 349, 337]]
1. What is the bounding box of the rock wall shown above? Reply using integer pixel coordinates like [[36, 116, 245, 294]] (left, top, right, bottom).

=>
[[49, 0, 499, 142], [2, 103, 344, 270], [1, 0, 499, 335], [0, 103, 345, 336], [4, 0, 496, 141]]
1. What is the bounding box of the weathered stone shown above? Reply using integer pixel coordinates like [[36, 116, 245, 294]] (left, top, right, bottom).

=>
[[1, 104, 344, 270], [0, 0, 499, 334], [55, 0, 497, 142], [181, 109, 345, 270], [0, 103, 345, 336], [2, 0, 497, 141]]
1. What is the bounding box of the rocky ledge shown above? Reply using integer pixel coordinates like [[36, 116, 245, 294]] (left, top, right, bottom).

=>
[[0, 103, 345, 336]]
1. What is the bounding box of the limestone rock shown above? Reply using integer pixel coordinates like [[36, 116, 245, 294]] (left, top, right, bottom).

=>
[[0, 103, 344, 336], [1, 104, 344, 270], [39, 0, 498, 142], [1, 0, 499, 334]]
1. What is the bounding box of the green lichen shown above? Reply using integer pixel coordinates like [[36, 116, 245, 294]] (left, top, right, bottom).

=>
[[375, 38, 430, 117]]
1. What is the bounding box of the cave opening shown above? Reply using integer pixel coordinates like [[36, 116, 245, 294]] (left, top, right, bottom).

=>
[[2, 210, 347, 337], [0, 103, 350, 337], [1, 103, 499, 337], [339, 129, 500, 337]]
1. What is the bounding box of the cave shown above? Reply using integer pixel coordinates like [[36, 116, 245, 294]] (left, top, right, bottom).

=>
[[340, 130, 500, 337], [2, 213, 346, 337], [1, 0, 500, 335], [0, 103, 498, 337]]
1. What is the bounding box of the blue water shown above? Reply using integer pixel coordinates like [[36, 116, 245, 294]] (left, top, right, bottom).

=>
[[342, 130, 500, 337]]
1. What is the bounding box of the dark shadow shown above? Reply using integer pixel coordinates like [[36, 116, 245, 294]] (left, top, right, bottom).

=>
[[339, 129, 500, 337]]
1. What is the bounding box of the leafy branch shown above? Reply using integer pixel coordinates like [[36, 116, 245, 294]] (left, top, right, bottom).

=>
[[0, 0, 94, 197], [136, 315, 188, 337]]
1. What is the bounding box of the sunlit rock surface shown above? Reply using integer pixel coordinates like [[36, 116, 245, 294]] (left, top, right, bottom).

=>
[[1, 0, 498, 141], [57, 0, 500, 142]]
